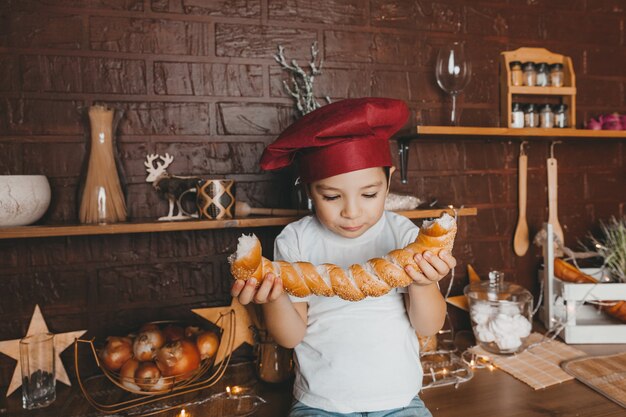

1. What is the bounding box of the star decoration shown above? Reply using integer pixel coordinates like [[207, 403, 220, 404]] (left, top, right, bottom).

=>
[[0, 305, 87, 397], [192, 297, 255, 364]]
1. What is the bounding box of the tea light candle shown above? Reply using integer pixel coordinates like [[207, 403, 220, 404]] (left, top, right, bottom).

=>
[[177, 409, 190, 417], [226, 385, 244, 397]]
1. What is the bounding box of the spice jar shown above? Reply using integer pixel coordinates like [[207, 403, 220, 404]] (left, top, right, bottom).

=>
[[540, 104, 554, 128], [522, 62, 536, 86], [524, 103, 539, 128], [550, 63, 564, 87], [511, 102, 524, 128], [509, 61, 523, 86], [554, 103, 568, 128], [464, 271, 533, 354], [536, 62, 550, 87]]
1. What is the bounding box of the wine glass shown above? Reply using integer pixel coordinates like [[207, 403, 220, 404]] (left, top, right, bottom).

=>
[[435, 42, 472, 126]]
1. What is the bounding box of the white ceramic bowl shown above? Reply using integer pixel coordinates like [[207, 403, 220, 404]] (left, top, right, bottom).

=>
[[0, 175, 51, 227]]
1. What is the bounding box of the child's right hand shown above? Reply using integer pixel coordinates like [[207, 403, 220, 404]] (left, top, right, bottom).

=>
[[230, 273, 284, 305]]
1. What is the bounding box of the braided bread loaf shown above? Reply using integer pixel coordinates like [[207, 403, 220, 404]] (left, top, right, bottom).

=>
[[229, 213, 457, 301]]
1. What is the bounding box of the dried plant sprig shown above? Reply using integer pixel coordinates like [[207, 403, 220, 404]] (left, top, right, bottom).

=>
[[588, 216, 626, 282], [274, 42, 331, 116]]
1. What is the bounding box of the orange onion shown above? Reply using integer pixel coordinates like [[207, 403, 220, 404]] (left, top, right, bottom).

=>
[[196, 331, 220, 360], [162, 324, 185, 342], [100, 336, 133, 371], [149, 375, 174, 392], [155, 339, 201, 381], [134, 361, 161, 391], [119, 358, 141, 391], [133, 328, 166, 361], [184, 326, 201, 339]]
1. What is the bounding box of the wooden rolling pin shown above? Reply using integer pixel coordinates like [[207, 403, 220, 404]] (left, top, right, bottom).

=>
[[235, 201, 310, 217]]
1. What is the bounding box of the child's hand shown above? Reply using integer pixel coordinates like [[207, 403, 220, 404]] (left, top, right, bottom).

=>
[[230, 273, 284, 305], [404, 250, 457, 286]]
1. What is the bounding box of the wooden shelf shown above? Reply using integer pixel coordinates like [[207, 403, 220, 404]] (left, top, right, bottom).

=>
[[0, 208, 477, 240], [509, 86, 576, 95], [396, 125, 626, 184], [413, 126, 626, 138]]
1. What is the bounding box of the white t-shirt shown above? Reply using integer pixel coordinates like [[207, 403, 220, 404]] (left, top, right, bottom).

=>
[[273, 211, 423, 413]]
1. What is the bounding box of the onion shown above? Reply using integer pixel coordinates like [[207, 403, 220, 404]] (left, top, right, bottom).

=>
[[119, 358, 141, 391], [134, 362, 161, 391], [100, 336, 133, 371], [162, 324, 185, 342], [133, 328, 166, 361], [196, 331, 220, 360], [149, 375, 174, 392], [184, 326, 201, 339], [155, 339, 201, 381]]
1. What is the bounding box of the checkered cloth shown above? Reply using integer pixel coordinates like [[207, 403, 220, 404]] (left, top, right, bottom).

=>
[[470, 333, 586, 390]]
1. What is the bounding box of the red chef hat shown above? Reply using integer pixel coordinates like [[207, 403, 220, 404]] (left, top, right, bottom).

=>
[[260, 97, 409, 183]]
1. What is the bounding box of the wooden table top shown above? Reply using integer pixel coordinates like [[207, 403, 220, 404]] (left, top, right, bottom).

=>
[[1, 343, 624, 416], [421, 342, 626, 417]]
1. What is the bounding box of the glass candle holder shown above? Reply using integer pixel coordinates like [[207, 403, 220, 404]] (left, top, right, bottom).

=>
[[255, 331, 294, 383], [20, 333, 56, 410]]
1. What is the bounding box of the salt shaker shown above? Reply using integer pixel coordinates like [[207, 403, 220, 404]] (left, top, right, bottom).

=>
[[511, 102, 524, 128], [522, 62, 536, 86], [509, 61, 523, 86], [524, 103, 539, 128], [550, 63, 564, 87], [554, 103, 568, 128], [540, 104, 554, 128], [536, 62, 550, 87]]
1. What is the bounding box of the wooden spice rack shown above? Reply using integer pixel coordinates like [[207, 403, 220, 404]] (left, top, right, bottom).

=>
[[500, 47, 576, 128]]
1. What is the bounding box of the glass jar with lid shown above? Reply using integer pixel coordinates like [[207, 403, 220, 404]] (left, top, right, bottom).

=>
[[524, 103, 539, 128], [540, 104, 554, 128], [536, 62, 550, 87], [464, 271, 533, 354], [509, 61, 523, 86], [550, 63, 564, 87], [522, 62, 536, 86], [511, 102, 524, 128], [554, 103, 568, 128]]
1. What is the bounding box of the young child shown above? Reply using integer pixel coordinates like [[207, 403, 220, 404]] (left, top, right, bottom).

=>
[[231, 98, 456, 417]]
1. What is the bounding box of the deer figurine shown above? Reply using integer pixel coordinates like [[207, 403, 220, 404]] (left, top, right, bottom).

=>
[[144, 153, 202, 221]]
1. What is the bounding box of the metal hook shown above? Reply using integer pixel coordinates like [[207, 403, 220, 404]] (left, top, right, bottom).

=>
[[519, 140, 528, 156], [550, 141, 562, 158]]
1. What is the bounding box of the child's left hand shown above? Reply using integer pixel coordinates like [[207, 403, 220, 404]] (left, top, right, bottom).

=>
[[404, 250, 456, 286]]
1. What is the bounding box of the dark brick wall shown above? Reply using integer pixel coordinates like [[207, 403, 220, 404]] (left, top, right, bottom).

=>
[[1, 0, 625, 383]]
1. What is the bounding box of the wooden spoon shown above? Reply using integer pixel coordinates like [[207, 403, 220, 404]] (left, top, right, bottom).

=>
[[235, 201, 309, 217], [513, 151, 530, 256], [547, 156, 565, 254]]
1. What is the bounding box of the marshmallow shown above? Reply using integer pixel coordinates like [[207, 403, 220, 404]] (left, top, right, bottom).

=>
[[496, 335, 523, 351], [470, 301, 495, 325]]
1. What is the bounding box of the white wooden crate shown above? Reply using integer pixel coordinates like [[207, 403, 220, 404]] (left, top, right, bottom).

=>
[[538, 223, 626, 344]]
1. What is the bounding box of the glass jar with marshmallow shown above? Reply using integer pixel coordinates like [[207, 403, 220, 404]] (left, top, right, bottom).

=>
[[464, 271, 533, 354]]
